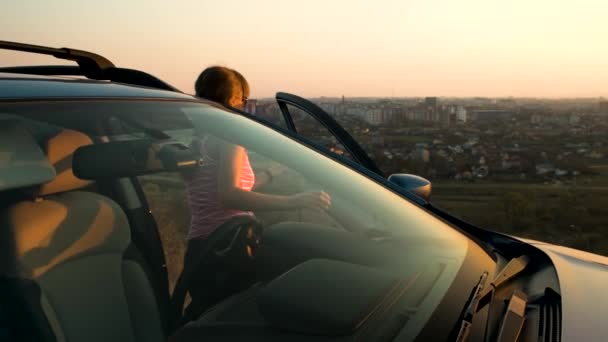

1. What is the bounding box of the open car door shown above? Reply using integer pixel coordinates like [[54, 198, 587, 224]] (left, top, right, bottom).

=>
[[275, 92, 432, 202], [275, 92, 384, 177]]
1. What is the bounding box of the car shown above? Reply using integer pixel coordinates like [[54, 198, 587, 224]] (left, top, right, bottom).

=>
[[0, 40, 606, 342]]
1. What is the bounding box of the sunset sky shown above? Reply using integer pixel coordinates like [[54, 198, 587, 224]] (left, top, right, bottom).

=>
[[2, 0, 607, 98]]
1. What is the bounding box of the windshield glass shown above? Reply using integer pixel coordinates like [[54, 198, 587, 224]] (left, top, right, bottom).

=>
[[2, 99, 479, 338]]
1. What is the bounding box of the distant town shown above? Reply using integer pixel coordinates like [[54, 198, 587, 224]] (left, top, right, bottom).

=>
[[244, 96, 608, 184]]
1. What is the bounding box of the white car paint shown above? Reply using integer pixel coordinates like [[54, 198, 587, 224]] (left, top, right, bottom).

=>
[[510, 235, 608, 342]]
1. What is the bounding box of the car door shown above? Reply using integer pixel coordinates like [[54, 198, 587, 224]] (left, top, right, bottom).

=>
[[275, 92, 384, 177]]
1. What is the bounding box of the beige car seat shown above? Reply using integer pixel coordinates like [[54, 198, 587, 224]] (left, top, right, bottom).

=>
[[2, 127, 165, 342]]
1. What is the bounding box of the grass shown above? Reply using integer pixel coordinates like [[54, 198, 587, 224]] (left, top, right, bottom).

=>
[[432, 181, 608, 255]]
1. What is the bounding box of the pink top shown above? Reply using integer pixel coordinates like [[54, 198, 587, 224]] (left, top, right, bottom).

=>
[[184, 136, 255, 240]]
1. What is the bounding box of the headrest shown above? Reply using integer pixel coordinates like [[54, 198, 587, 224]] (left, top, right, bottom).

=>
[[0, 122, 56, 192], [36, 130, 94, 196]]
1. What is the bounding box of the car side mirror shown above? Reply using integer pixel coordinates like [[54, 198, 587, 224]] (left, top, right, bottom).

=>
[[387, 174, 431, 201]]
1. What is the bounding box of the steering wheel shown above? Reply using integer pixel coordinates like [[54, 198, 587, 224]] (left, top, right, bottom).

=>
[[211, 216, 263, 269], [169, 216, 263, 330]]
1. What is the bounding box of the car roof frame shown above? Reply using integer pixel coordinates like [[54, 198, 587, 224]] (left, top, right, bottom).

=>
[[0, 40, 181, 92]]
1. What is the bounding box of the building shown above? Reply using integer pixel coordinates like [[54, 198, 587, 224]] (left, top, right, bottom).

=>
[[345, 107, 366, 117], [340, 95, 346, 116], [254, 102, 284, 126], [544, 114, 569, 125], [531, 114, 543, 124], [471, 110, 512, 123], [319, 102, 337, 115], [364, 108, 384, 125], [424, 97, 439, 122], [425, 97, 438, 108], [569, 114, 581, 125], [439, 110, 451, 127], [439, 105, 460, 127], [456, 106, 467, 123], [599, 101, 608, 114]]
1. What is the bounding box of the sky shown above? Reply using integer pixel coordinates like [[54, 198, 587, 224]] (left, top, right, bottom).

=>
[[2, 0, 608, 99]]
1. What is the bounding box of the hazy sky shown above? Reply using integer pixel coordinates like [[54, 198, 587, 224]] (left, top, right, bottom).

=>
[[2, 0, 607, 98]]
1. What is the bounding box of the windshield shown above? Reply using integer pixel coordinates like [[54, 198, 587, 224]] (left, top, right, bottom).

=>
[[1, 99, 486, 339]]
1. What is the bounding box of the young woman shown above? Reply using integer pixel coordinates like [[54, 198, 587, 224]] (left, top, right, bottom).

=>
[[179, 67, 331, 320], [185, 66, 331, 243]]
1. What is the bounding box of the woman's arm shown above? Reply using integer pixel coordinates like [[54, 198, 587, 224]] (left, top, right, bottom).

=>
[[252, 163, 287, 190], [217, 142, 330, 211]]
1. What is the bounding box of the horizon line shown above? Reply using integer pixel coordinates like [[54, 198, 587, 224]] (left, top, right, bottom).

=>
[[250, 95, 608, 101]]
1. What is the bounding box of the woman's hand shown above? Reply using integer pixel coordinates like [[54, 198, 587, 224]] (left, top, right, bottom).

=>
[[288, 191, 332, 210]]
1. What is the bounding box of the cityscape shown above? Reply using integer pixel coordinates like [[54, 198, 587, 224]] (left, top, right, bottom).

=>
[[246, 96, 608, 182]]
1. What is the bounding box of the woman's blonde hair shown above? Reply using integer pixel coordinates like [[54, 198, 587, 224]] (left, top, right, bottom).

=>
[[194, 66, 249, 106]]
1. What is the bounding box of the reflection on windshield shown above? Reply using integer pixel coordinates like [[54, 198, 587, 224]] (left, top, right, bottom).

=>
[[184, 106, 465, 241], [4, 100, 478, 339]]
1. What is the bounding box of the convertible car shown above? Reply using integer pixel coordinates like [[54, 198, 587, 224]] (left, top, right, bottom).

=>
[[1, 41, 607, 342]]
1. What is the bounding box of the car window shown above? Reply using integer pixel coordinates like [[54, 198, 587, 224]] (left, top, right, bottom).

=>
[[282, 103, 355, 162], [250, 101, 288, 129], [1, 100, 481, 339]]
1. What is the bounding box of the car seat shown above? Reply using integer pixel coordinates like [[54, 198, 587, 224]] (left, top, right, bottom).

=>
[[1, 127, 165, 342]]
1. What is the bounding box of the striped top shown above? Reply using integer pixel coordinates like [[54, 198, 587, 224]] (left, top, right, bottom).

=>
[[184, 136, 255, 240]]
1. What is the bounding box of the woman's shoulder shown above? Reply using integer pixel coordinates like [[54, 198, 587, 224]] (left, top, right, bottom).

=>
[[192, 134, 244, 162]]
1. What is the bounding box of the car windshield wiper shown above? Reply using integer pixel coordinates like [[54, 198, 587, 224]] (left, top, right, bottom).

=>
[[454, 255, 531, 341], [477, 255, 530, 302], [454, 271, 489, 342]]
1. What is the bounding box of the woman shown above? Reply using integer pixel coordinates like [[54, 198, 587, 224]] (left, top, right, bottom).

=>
[[180, 66, 331, 319], [185, 66, 331, 242]]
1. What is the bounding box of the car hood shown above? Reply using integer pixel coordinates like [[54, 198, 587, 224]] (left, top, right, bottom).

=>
[[510, 235, 608, 341]]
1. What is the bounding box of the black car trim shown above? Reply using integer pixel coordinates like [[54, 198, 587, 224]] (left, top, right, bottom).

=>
[[277, 101, 297, 132], [0, 40, 181, 92], [0, 97, 201, 103], [0, 40, 114, 72], [0, 66, 181, 92]]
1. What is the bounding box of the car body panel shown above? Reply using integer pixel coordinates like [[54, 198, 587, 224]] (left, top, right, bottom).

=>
[[509, 235, 608, 341]]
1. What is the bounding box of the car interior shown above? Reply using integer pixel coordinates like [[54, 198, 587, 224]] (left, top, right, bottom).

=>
[[1, 124, 169, 341], [0, 109, 472, 342]]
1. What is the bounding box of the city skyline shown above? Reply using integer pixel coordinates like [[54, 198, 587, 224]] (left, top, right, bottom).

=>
[[3, 0, 608, 98]]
